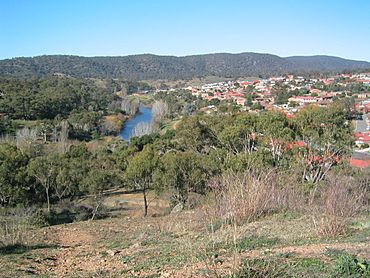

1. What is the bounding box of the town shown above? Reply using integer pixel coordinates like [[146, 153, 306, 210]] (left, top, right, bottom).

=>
[[152, 72, 370, 168]]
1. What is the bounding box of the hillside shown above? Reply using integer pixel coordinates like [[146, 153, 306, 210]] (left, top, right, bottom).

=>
[[1, 190, 369, 277], [0, 53, 369, 80]]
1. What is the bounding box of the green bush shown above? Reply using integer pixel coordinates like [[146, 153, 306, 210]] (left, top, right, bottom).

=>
[[333, 253, 369, 277], [27, 210, 49, 228]]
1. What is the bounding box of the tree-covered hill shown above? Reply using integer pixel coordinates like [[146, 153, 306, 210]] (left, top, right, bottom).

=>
[[0, 52, 369, 80], [286, 55, 370, 72]]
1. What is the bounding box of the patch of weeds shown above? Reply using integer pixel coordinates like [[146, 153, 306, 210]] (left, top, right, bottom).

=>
[[105, 240, 131, 250], [344, 225, 370, 244], [100, 251, 108, 258], [289, 257, 329, 275], [349, 220, 370, 230], [233, 257, 332, 278], [326, 249, 370, 277], [236, 235, 280, 252], [131, 247, 190, 272], [207, 218, 231, 233], [290, 237, 321, 246], [201, 235, 280, 263], [121, 254, 135, 264], [85, 269, 113, 278], [27, 210, 49, 228], [233, 258, 288, 277], [140, 238, 157, 246], [274, 211, 301, 220], [141, 232, 179, 246]]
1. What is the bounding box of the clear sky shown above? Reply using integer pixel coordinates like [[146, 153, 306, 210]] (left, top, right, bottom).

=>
[[1, 0, 369, 60]]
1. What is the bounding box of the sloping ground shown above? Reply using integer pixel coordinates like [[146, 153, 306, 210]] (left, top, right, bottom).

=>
[[0, 193, 369, 277]]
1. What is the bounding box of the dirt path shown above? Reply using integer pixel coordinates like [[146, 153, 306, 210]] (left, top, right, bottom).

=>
[[32, 222, 126, 277]]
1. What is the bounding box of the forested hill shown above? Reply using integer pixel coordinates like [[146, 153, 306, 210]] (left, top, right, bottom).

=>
[[0, 53, 369, 80]]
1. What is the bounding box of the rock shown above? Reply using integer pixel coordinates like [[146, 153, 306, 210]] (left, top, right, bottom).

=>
[[107, 249, 120, 256], [171, 203, 183, 214], [130, 242, 140, 249]]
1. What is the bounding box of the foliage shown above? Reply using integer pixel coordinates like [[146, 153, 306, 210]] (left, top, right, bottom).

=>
[[0, 144, 31, 206], [333, 252, 369, 277], [156, 151, 214, 205], [0, 54, 369, 80], [125, 145, 159, 216]]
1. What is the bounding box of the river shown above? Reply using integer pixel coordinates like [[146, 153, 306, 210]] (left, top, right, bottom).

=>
[[120, 105, 153, 141]]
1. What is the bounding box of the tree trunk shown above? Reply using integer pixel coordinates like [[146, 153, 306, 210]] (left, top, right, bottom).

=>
[[91, 200, 101, 221], [143, 189, 148, 217], [46, 187, 50, 212]]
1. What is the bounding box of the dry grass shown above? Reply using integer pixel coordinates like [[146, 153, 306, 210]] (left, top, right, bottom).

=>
[[312, 174, 368, 238], [0, 208, 35, 252], [0, 217, 29, 247], [206, 170, 301, 225]]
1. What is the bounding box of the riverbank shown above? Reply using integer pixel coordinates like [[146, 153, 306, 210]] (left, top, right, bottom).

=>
[[120, 105, 153, 141]]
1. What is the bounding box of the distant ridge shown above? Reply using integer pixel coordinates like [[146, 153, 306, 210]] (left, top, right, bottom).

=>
[[0, 52, 369, 80]]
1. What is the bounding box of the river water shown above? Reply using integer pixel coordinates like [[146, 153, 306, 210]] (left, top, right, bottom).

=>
[[120, 105, 153, 141]]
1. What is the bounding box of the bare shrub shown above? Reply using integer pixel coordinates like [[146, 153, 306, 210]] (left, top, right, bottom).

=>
[[207, 170, 299, 225], [152, 100, 169, 123], [312, 174, 368, 237], [121, 98, 139, 116], [0, 208, 32, 247], [131, 121, 153, 137]]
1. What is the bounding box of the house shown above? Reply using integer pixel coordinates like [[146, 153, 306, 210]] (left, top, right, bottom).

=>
[[235, 97, 246, 106], [355, 132, 370, 145], [288, 96, 318, 104], [350, 152, 370, 168]]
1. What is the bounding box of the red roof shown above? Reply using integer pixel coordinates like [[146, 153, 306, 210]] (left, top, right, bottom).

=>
[[287, 141, 306, 150], [283, 111, 296, 119], [355, 132, 370, 143], [350, 159, 370, 168]]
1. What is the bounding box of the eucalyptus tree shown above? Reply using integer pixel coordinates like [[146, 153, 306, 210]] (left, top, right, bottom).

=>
[[125, 145, 158, 216]]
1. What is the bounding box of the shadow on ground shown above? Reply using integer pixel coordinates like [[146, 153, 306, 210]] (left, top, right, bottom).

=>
[[0, 243, 59, 255]]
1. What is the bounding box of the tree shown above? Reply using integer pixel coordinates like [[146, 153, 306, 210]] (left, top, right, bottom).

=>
[[125, 145, 158, 216], [57, 120, 69, 153], [245, 95, 253, 107], [81, 153, 120, 220], [132, 121, 153, 138], [0, 144, 30, 206], [176, 116, 218, 153], [251, 102, 264, 110], [55, 155, 88, 201], [28, 155, 59, 212], [258, 111, 294, 165], [157, 151, 213, 206], [293, 102, 354, 185], [217, 113, 258, 154], [152, 100, 169, 124], [121, 97, 140, 116]]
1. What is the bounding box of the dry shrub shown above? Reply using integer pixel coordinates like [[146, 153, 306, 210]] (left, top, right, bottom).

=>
[[312, 174, 368, 238], [0, 207, 41, 248], [0, 210, 30, 247], [207, 170, 300, 225]]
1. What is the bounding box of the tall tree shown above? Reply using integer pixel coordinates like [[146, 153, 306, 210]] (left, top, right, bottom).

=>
[[125, 145, 158, 216], [28, 155, 59, 212]]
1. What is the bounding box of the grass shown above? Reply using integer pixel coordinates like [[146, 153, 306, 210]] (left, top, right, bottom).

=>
[[236, 235, 280, 252], [234, 256, 332, 278]]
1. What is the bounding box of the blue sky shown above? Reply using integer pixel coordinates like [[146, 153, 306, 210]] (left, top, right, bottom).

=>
[[1, 0, 369, 60]]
